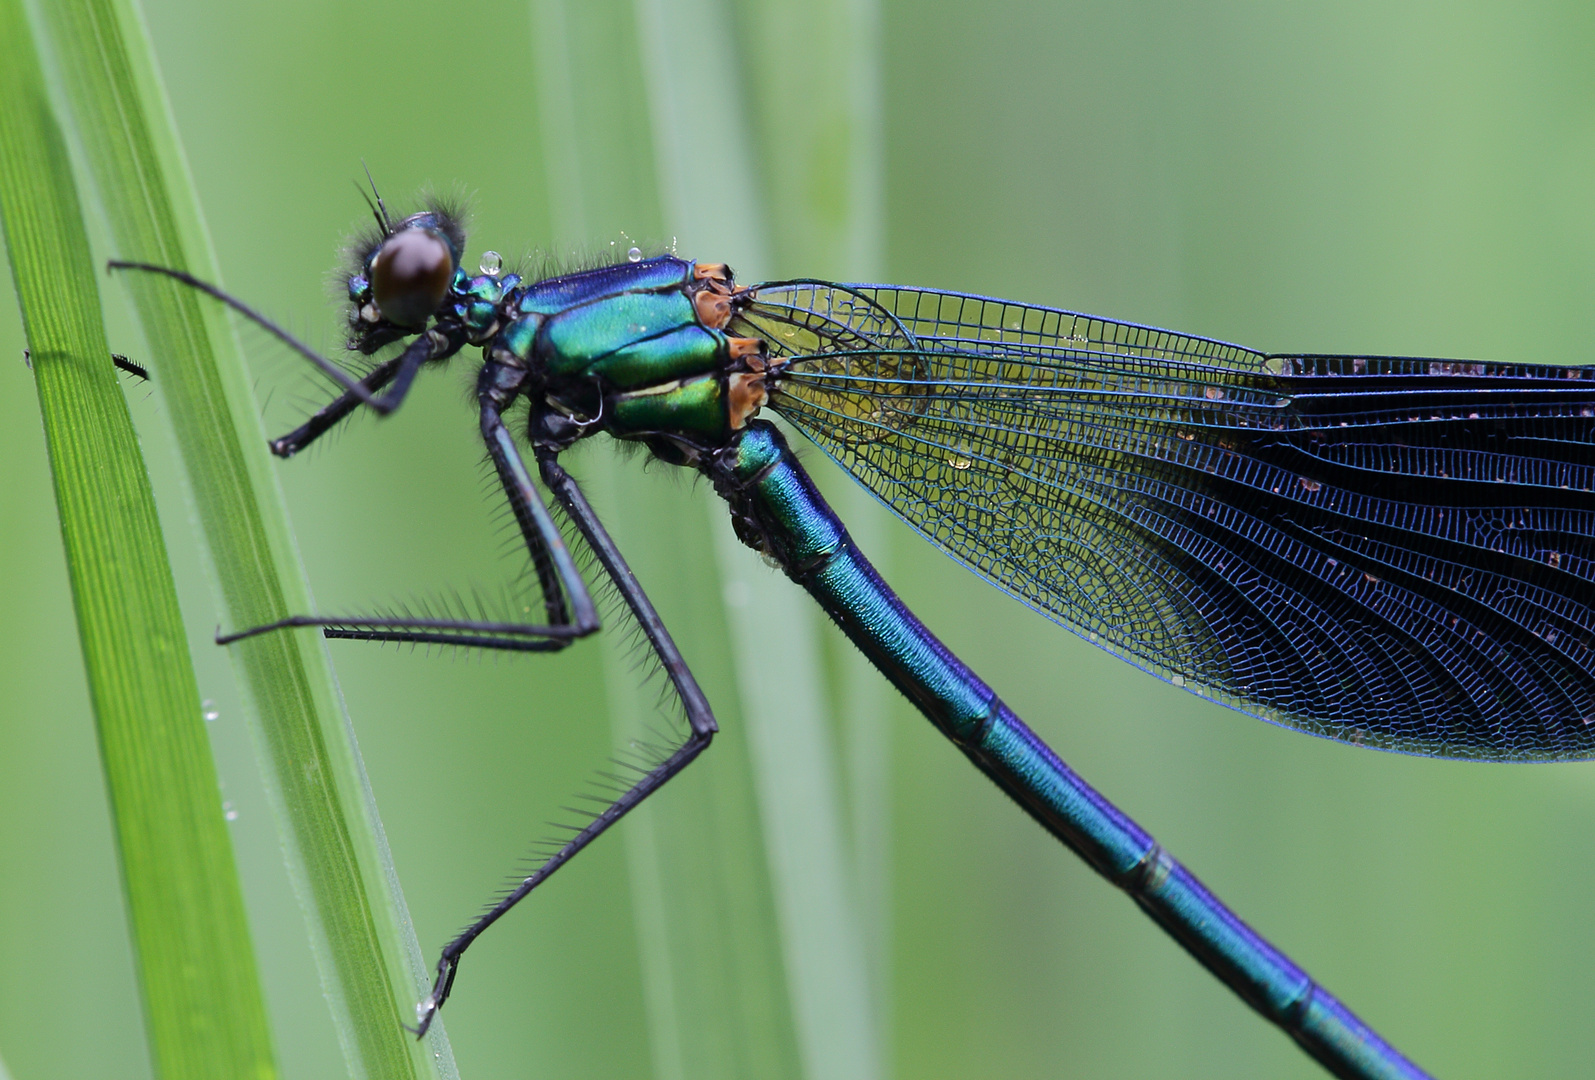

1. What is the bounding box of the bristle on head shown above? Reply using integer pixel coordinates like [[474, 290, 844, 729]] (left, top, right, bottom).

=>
[[341, 193, 469, 283]]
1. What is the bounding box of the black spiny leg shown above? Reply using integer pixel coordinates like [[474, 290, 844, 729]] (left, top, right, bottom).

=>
[[219, 381, 597, 653], [108, 260, 457, 416], [21, 349, 147, 381], [268, 355, 404, 458], [411, 450, 718, 1038], [112, 354, 150, 380]]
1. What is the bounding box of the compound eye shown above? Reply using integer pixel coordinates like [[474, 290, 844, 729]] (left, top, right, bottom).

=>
[[370, 227, 454, 328]]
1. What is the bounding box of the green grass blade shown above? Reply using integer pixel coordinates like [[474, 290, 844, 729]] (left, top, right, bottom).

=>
[[731, 0, 895, 1044], [530, 2, 805, 1076], [0, 4, 275, 1078], [30, 1, 457, 1076], [633, 2, 884, 1078], [593, 469, 808, 1080]]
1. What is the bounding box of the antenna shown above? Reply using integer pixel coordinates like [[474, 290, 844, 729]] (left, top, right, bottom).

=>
[[359, 161, 393, 234]]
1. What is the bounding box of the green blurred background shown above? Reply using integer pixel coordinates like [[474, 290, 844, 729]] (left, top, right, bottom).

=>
[[4, 1, 1595, 1078]]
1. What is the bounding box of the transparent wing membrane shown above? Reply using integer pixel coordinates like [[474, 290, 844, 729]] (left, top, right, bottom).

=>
[[735, 282, 1595, 760]]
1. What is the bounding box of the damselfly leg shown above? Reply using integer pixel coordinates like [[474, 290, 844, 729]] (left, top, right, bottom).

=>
[[412, 451, 718, 1037], [108, 260, 449, 416], [268, 355, 403, 458], [110, 253, 722, 1041]]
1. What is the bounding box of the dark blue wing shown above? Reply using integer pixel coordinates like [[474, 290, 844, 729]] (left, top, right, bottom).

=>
[[731, 282, 1595, 760]]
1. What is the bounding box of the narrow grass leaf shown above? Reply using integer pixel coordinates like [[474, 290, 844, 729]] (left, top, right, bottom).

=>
[[0, 4, 275, 1078], [731, 0, 896, 1044], [531, 1, 806, 1075], [633, 2, 883, 1078], [30, 1, 457, 1075]]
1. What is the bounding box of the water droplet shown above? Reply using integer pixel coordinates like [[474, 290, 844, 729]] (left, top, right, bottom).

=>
[[627, 246, 642, 263], [479, 250, 502, 275], [202, 699, 219, 722], [223, 801, 238, 822], [948, 453, 972, 471]]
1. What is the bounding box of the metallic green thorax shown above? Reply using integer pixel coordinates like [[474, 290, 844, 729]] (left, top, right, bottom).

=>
[[503, 256, 766, 451], [348, 252, 772, 457]]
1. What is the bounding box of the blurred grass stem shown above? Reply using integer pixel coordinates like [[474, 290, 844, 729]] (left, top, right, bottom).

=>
[[0, 2, 275, 1076]]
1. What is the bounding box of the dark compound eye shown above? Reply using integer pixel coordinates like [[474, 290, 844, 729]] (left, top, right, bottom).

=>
[[370, 227, 454, 328]]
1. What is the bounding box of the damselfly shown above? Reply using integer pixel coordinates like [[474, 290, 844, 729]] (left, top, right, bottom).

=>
[[114, 192, 1594, 1080]]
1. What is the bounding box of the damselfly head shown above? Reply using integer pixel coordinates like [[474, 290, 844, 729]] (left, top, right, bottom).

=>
[[345, 200, 467, 347]]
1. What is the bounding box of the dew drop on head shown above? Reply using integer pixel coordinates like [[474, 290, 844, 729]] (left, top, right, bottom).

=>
[[627, 246, 642, 263], [479, 250, 502, 275]]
